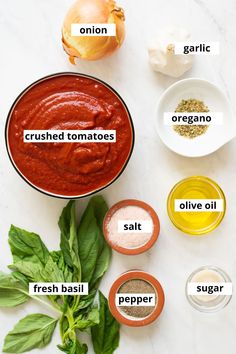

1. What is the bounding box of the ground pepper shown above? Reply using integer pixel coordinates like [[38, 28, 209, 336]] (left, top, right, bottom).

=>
[[118, 279, 157, 318]]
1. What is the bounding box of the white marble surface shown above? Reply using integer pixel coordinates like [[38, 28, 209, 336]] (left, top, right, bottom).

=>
[[1, 0, 236, 353]]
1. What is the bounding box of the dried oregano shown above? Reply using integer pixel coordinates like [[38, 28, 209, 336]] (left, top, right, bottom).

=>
[[173, 98, 209, 139]]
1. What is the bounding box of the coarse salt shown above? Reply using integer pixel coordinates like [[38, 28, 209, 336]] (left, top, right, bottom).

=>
[[106, 206, 153, 249]]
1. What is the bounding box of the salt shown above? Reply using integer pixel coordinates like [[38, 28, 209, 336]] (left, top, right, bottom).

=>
[[106, 205, 153, 249]]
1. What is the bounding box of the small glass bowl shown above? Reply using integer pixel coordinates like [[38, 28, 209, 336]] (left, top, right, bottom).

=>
[[167, 176, 226, 235], [108, 270, 165, 327], [186, 266, 232, 313]]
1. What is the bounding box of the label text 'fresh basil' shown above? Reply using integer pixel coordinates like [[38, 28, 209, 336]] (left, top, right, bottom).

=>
[[29, 282, 88, 295]]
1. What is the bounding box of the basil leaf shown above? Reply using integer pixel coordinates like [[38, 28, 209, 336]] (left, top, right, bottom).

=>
[[41, 257, 65, 282], [90, 246, 111, 290], [58, 339, 88, 354], [8, 225, 50, 280], [76, 290, 97, 311], [59, 201, 81, 280], [51, 251, 73, 282], [74, 307, 99, 330], [9, 225, 50, 265], [11, 272, 29, 286], [91, 292, 120, 354], [0, 272, 29, 307], [8, 226, 65, 283], [3, 314, 57, 353], [77, 196, 111, 289], [58, 201, 82, 311]]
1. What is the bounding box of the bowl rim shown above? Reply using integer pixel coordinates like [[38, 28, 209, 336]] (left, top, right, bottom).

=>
[[108, 270, 165, 327], [5, 72, 135, 199], [103, 199, 160, 255]]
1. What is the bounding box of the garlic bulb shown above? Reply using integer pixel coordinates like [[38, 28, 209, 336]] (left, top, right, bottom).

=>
[[148, 27, 193, 78]]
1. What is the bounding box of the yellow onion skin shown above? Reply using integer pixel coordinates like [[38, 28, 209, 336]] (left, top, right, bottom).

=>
[[62, 0, 125, 62]]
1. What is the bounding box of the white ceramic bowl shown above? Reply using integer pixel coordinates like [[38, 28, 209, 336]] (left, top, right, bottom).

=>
[[156, 78, 236, 157]]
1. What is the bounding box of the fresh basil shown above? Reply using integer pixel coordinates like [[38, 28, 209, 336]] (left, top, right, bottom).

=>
[[77, 196, 111, 289], [76, 290, 97, 311], [3, 314, 57, 353], [8, 225, 50, 281], [1, 197, 120, 354], [58, 339, 88, 354], [91, 292, 120, 354], [74, 306, 99, 330], [0, 272, 29, 307], [8, 225, 50, 266], [51, 251, 73, 282], [59, 201, 81, 282], [41, 256, 65, 282], [11, 271, 29, 286], [9, 226, 65, 283]]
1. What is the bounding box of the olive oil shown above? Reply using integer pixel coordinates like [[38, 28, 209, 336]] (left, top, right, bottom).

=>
[[167, 176, 226, 235]]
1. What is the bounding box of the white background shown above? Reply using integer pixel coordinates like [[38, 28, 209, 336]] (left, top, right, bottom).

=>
[[1, 0, 236, 353]]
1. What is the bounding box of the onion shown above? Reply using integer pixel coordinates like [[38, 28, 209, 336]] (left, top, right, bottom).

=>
[[62, 0, 125, 62]]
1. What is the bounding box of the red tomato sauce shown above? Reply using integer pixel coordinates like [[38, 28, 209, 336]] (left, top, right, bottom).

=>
[[7, 74, 134, 197]]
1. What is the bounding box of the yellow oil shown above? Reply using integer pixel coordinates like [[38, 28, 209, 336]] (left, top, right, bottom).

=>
[[167, 176, 226, 235]]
